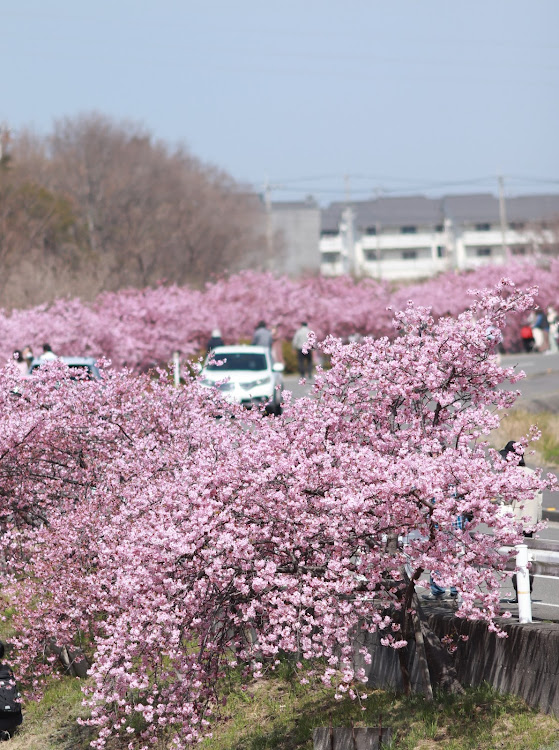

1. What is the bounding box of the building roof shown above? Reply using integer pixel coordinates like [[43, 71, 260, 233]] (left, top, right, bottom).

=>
[[320, 192, 559, 232], [442, 193, 499, 223], [506, 194, 559, 223], [358, 195, 443, 227], [271, 198, 319, 211]]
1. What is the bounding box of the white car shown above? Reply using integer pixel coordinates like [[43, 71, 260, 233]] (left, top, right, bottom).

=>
[[29, 356, 102, 380], [200, 345, 284, 414]]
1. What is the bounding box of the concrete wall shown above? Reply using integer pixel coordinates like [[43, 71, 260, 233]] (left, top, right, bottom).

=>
[[271, 204, 321, 276], [355, 608, 559, 716]]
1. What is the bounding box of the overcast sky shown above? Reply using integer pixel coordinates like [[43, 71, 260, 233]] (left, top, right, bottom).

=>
[[2, 1, 558, 204]]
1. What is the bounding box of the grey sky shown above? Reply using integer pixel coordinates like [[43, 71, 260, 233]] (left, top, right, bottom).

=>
[[2, 0, 558, 204]]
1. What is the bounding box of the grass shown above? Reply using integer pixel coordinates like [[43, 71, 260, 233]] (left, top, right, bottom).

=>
[[490, 409, 559, 467], [5, 665, 559, 750], [196, 669, 559, 750], [8, 677, 95, 750]]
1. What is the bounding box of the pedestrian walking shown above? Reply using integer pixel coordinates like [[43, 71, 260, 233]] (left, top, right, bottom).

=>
[[499, 441, 543, 602], [423, 513, 468, 602], [39, 343, 57, 361], [292, 321, 313, 379], [206, 329, 224, 353], [547, 306, 558, 354], [532, 308, 550, 353], [12, 351, 29, 376], [21, 346, 34, 373], [251, 321, 273, 350], [519, 322, 535, 353]]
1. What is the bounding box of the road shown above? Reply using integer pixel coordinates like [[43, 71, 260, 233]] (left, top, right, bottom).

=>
[[500, 350, 559, 412], [283, 354, 559, 621]]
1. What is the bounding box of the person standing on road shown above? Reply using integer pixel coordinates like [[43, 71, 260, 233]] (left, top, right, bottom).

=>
[[206, 328, 224, 353], [520, 321, 535, 353], [21, 346, 34, 373], [12, 351, 29, 376], [252, 321, 273, 350], [423, 504, 469, 603], [532, 308, 550, 353], [292, 321, 313, 380], [499, 441, 543, 602], [39, 343, 57, 361], [547, 306, 559, 354]]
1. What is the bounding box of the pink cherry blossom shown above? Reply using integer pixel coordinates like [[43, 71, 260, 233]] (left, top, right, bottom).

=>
[[0, 280, 555, 749]]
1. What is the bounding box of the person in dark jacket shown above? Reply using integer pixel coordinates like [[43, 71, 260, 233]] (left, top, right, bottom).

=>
[[0, 642, 22, 740], [499, 441, 541, 601], [206, 329, 224, 353], [251, 321, 273, 350]]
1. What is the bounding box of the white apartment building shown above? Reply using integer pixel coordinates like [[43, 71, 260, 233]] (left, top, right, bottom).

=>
[[319, 193, 559, 280]]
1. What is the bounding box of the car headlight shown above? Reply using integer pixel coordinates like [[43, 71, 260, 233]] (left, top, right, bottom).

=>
[[241, 376, 271, 390]]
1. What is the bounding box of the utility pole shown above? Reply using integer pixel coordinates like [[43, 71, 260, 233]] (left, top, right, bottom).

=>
[[498, 174, 509, 258], [263, 176, 274, 268], [342, 174, 356, 275], [374, 186, 382, 280], [344, 173, 351, 204]]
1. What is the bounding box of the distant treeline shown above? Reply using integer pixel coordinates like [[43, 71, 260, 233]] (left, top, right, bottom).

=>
[[0, 112, 268, 309]]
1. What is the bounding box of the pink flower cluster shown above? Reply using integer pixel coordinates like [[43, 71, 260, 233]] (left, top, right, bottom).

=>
[[0, 281, 555, 749], [1, 260, 558, 370]]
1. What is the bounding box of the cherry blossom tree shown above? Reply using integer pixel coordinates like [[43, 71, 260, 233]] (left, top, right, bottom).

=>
[[1, 260, 559, 371], [0, 281, 554, 749]]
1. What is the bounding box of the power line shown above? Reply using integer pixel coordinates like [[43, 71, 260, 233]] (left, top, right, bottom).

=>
[[257, 174, 559, 201]]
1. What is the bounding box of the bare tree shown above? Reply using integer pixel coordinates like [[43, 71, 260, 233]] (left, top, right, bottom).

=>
[[0, 113, 272, 307], [46, 113, 265, 290]]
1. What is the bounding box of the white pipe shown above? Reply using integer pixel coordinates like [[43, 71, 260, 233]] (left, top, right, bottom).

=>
[[516, 544, 532, 624]]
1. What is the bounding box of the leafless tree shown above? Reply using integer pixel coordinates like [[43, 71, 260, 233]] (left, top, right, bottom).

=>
[[0, 113, 269, 308], [46, 112, 265, 290]]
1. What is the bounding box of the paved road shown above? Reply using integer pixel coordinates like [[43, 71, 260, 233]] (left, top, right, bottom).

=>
[[500, 350, 559, 411]]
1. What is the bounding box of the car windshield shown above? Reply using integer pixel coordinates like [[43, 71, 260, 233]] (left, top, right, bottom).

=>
[[30, 362, 99, 380], [206, 353, 268, 372]]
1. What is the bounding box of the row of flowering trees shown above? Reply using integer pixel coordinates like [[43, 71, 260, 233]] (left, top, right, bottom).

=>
[[1, 260, 559, 370], [0, 281, 555, 749]]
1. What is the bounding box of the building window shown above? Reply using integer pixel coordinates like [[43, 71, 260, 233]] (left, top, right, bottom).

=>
[[401, 226, 417, 234], [321, 230, 338, 237], [364, 226, 377, 235], [511, 246, 526, 255], [509, 222, 525, 230], [435, 224, 444, 232], [364, 250, 377, 261], [436, 245, 445, 258], [475, 223, 491, 231], [402, 250, 417, 260], [476, 247, 491, 257], [322, 251, 340, 263]]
